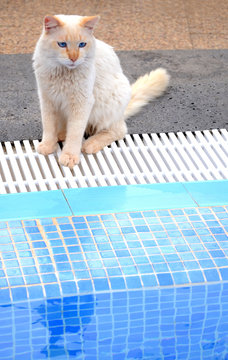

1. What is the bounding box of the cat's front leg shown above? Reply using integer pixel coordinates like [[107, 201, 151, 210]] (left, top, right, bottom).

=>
[[37, 96, 59, 155], [59, 100, 93, 168]]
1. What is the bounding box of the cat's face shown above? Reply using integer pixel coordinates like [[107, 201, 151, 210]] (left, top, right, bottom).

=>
[[42, 15, 99, 69]]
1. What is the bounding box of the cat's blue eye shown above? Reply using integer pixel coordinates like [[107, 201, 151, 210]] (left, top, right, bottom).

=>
[[79, 42, 87, 48], [57, 42, 67, 48]]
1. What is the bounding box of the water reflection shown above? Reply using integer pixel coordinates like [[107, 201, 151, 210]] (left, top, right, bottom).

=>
[[0, 284, 228, 359]]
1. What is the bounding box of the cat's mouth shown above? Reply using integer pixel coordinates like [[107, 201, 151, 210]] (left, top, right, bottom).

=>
[[62, 58, 84, 69], [66, 61, 81, 69], [66, 63, 78, 69]]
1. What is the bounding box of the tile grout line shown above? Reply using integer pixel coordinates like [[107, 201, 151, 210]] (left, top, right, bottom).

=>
[[61, 189, 75, 216], [1, 280, 228, 305], [181, 182, 200, 207]]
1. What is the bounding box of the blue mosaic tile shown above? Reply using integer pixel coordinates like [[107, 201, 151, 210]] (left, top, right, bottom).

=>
[[157, 273, 173, 286], [219, 267, 228, 280], [0, 201, 227, 309]]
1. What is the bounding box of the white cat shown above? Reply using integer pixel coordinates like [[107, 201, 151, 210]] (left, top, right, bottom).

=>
[[33, 15, 170, 168]]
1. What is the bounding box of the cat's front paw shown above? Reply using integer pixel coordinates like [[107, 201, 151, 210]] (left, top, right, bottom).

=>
[[82, 138, 102, 154], [59, 152, 80, 168], [37, 142, 56, 155]]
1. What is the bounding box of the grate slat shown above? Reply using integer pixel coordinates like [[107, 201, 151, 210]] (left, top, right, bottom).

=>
[[110, 142, 137, 185], [141, 133, 176, 182], [124, 135, 157, 183], [14, 141, 38, 192], [4, 142, 28, 193], [186, 132, 227, 179], [151, 133, 187, 181], [95, 148, 122, 186], [0, 129, 227, 193], [0, 142, 18, 193], [130, 134, 166, 183], [33, 140, 58, 191], [23, 140, 48, 191], [80, 155, 98, 187], [102, 146, 129, 185], [117, 138, 147, 184], [174, 133, 213, 181]]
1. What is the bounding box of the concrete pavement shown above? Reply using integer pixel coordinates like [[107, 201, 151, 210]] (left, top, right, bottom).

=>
[[0, 0, 227, 142], [0, 49, 227, 141]]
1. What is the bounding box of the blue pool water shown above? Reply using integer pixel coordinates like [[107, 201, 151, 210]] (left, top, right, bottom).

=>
[[0, 181, 228, 359]]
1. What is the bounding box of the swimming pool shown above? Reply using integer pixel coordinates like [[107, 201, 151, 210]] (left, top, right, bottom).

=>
[[0, 181, 228, 359]]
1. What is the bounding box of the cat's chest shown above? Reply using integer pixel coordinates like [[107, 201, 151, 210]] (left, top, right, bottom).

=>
[[47, 72, 78, 98], [41, 69, 91, 105]]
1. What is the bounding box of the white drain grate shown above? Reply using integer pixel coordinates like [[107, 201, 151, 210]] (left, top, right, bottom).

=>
[[0, 129, 227, 194]]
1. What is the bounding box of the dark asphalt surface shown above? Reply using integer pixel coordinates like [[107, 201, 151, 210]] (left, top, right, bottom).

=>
[[0, 49, 227, 142]]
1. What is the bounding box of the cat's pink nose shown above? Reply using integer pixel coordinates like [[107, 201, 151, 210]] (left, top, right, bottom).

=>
[[69, 56, 77, 62], [68, 50, 79, 63]]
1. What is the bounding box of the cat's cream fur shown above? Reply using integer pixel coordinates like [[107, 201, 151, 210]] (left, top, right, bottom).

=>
[[33, 14, 170, 168]]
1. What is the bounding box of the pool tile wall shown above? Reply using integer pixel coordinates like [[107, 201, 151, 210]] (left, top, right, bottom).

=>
[[0, 205, 228, 302], [0, 180, 228, 359], [0, 284, 228, 360]]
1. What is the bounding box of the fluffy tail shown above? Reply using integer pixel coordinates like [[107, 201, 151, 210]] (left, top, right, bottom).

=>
[[124, 68, 170, 120]]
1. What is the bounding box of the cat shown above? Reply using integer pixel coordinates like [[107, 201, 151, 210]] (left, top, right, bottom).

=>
[[33, 14, 170, 168]]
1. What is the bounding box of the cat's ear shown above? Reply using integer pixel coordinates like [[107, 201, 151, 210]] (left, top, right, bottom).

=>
[[80, 15, 100, 33], [44, 15, 62, 32]]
